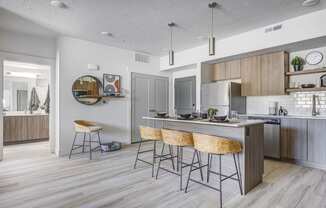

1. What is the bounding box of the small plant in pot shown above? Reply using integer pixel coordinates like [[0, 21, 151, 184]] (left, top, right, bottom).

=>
[[207, 108, 218, 120], [291, 56, 304, 71]]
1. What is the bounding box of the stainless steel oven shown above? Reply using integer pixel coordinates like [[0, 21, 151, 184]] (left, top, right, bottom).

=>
[[249, 116, 281, 159]]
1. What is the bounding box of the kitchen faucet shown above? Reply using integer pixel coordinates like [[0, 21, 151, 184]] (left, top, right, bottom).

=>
[[312, 94, 319, 116]]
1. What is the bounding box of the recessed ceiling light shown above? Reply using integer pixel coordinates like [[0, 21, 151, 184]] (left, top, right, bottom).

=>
[[302, 0, 320, 7], [50, 0, 68, 9], [101, 32, 113, 37]]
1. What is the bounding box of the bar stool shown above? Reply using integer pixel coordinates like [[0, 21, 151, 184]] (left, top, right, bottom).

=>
[[156, 129, 204, 191], [69, 120, 103, 160], [134, 126, 175, 177], [185, 133, 243, 208]]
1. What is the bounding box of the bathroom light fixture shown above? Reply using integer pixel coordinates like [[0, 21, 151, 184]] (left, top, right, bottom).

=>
[[208, 2, 218, 56], [50, 0, 67, 9], [168, 22, 176, 66], [302, 0, 320, 7]]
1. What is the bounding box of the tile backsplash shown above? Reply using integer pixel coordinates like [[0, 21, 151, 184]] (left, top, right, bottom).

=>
[[247, 92, 326, 115]]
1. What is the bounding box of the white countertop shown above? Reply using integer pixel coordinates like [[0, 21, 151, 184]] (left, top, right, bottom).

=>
[[3, 112, 48, 117], [240, 114, 326, 120], [143, 116, 265, 128]]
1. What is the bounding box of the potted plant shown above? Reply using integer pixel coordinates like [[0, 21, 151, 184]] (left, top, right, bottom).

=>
[[207, 108, 218, 120], [291, 56, 304, 71]]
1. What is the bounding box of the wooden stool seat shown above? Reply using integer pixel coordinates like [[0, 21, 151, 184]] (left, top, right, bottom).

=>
[[74, 120, 103, 133], [161, 129, 193, 146], [139, 126, 162, 141], [193, 133, 242, 155]]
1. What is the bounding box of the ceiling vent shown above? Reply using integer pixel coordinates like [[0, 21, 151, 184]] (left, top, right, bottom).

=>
[[134, 53, 150, 63], [265, 24, 283, 33]]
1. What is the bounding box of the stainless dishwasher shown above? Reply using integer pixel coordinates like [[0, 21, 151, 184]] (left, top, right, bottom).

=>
[[249, 116, 281, 159]]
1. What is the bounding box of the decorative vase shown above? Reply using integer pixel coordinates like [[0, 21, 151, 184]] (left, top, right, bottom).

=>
[[293, 65, 302, 71]]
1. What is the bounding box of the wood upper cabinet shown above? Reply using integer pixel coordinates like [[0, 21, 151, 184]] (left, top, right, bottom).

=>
[[307, 120, 326, 164], [280, 118, 308, 160], [213, 63, 226, 81], [261, 52, 289, 96], [226, 60, 241, 79], [240, 56, 261, 96]]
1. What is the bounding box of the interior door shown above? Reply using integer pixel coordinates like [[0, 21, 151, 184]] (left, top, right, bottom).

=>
[[174, 76, 196, 114], [131, 73, 169, 143]]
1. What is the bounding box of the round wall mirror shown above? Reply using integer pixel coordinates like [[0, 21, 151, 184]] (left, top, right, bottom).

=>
[[72, 75, 102, 105]]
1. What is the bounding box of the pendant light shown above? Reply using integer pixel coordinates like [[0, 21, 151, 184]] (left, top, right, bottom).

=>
[[208, 2, 218, 56], [168, 22, 176, 66]]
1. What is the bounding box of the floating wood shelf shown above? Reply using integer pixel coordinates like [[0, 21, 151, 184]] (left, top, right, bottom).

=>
[[102, 95, 125, 98], [286, 87, 326, 93], [286, 68, 326, 76]]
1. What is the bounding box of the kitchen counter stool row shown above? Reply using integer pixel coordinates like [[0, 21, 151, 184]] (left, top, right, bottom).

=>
[[133, 126, 243, 208]]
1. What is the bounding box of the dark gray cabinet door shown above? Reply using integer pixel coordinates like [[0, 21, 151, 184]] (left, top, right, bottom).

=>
[[175, 76, 196, 114], [281, 118, 308, 160], [308, 120, 326, 164], [131, 73, 169, 143]]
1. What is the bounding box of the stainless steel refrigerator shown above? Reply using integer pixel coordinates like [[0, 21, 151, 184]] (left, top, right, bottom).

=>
[[201, 81, 246, 116]]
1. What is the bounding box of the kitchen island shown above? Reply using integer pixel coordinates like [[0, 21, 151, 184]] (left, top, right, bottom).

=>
[[143, 116, 265, 194]]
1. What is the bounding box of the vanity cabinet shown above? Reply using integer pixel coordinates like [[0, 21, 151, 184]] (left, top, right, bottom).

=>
[[280, 118, 308, 160], [3, 114, 49, 144], [240, 56, 261, 96], [261, 52, 289, 96], [307, 120, 326, 164]]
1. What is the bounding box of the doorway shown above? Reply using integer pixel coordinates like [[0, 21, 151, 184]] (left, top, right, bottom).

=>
[[174, 76, 196, 115], [131, 73, 169, 143], [1, 60, 51, 159]]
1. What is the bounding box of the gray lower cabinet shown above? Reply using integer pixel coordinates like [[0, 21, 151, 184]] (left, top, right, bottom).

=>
[[280, 118, 308, 160], [307, 120, 326, 164]]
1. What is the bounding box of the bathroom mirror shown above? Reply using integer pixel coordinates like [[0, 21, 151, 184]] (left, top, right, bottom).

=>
[[72, 75, 102, 105]]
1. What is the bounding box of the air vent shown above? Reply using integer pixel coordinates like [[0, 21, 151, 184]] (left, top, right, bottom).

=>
[[134, 53, 150, 63], [265, 24, 283, 33]]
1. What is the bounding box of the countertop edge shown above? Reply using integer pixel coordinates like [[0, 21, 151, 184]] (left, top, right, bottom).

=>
[[142, 117, 265, 128]]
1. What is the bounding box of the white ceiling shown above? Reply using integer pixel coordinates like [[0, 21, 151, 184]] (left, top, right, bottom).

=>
[[0, 0, 325, 56]]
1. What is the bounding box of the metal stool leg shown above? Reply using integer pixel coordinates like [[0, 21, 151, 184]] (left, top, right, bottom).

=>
[[196, 151, 204, 181], [89, 133, 92, 160], [82, 133, 86, 153], [152, 141, 157, 177], [185, 150, 197, 193], [97, 131, 103, 153], [168, 145, 175, 170], [133, 141, 142, 169], [207, 153, 210, 183], [155, 143, 165, 179], [219, 154, 222, 208], [176, 146, 180, 172], [233, 153, 243, 195], [69, 133, 78, 159], [179, 146, 183, 191]]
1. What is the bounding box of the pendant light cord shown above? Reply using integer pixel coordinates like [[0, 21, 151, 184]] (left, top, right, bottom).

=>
[[170, 26, 173, 51], [211, 6, 214, 37]]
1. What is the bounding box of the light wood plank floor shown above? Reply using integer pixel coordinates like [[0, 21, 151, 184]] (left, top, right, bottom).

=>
[[0, 142, 326, 208]]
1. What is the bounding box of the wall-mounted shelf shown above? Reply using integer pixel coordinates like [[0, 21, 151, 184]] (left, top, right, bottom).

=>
[[286, 87, 326, 93], [286, 68, 326, 76], [102, 95, 125, 98]]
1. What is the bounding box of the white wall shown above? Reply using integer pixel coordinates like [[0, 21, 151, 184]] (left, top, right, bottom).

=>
[[0, 29, 56, 59], [160, 9, 326, 71], [56, 37, 170, 156]]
